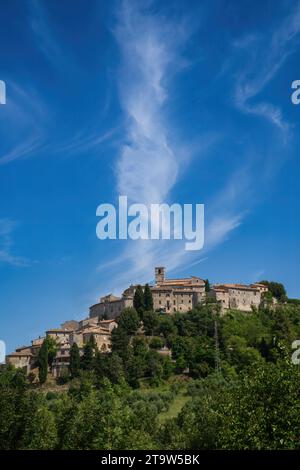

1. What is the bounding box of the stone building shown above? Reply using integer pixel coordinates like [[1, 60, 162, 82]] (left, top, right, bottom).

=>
[[51, 345, 71, 379], [82, 327, 112, 352], [46, 329, 71, 345], [151, 266, 206, 313], [89, 266, 206, 319], [250, 283, 269, 294], [30, 336, 45, 356], [210, 283, 264, 312], [52, 319, 117, 377], [90, 294, 133, 319], [61, 320, 80, 331], [6, 351, 34, 374], [6, 314, 117, 378]]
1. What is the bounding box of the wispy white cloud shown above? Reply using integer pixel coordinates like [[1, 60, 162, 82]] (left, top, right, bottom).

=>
[[0, 219, 31, 267], [0, 83, 46, 165], [231, 2, 300, 134], [55, 125, 122, 157], [114, 0, 189, 204], [28, 0, 69, 70], [106, 0, 193, 280], [91, 0, 246, 292], [0, 136, 42, 166]]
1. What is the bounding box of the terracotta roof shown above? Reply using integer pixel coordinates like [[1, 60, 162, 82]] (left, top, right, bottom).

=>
[[7, 352, 33, 357], [46, 329, 70, 333], [82, 327, 110, 335], [31, 337, 45, 345], [98, 319, 117, 324], [214, 284, 260, 292], [152, 285, 202, 293], [158, 277, 204, 286], [152, 286, 173, 291]]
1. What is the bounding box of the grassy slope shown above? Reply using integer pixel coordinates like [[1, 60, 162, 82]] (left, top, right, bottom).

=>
[[138, 377, 191, 423], [158, 391, 190, 423]]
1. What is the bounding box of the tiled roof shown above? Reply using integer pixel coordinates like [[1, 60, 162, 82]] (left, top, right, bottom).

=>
[[98, 319, 117, 323], [213, 284, 260, 292], [158, 277, 204, 286], [7, 352, 33, 357], [46, 329, 70, 333], [82, 327, 110, 335]]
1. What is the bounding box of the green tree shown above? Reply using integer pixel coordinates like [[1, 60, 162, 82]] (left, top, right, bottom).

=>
[[22, 403, 57, 449], [111, 326, 130, 361], [205, 279, 211, 293], [260, 281, 287, 302], [133, 285, 145, 317], [38, 340, 48, 384], [149, 337, 163, 349], [69, 343, 81, 378], [0, 368, 28, 449], [157, 316, 177, 339], [106, 353, 125, 384], [44, 336, 58, 366], [225, 335, 263, 372], [81, 338, 95, 371], [175, 354, 187, 373], [143, 310, 158, 335], [144, 284, 153, 311], [162, 356, 174, 379], [89, 334, 98, 352], [147, 350, 164, 386], [118, 307, 140, 335]]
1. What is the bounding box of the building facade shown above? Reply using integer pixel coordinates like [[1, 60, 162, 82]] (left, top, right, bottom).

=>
[[210, 283, 265, 312], [89, 266, 206, 319]]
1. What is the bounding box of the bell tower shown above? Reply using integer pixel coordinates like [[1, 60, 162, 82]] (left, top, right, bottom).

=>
[[155, 266, 165, 285]]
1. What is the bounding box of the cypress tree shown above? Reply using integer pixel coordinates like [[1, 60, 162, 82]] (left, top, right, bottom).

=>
[[81, 338, 94, 370], [133, 285, 145, 316], [69, 343, 80, 378], [89, 334, 98, 352], [38, 340, 48, 384], [111, 326, 131, 361], [144, 283, 154, 311], [205, 279, 211, 293]]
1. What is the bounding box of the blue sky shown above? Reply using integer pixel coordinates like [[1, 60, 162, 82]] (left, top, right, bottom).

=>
[[1, 0, 300, 352]]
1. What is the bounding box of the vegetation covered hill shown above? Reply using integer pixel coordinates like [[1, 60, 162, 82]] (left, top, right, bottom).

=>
[[1, 299, 300, 449]]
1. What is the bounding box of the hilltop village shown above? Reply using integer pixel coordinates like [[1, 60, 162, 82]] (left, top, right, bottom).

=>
[[6, 266, 271, 378]]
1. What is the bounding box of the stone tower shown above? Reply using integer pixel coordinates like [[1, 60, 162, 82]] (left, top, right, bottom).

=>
[[155, 266, 165, 284]]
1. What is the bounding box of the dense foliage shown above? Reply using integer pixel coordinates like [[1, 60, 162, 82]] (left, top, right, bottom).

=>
[[2, 300, 300, 450]]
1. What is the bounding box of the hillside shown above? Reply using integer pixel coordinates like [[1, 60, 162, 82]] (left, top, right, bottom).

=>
[[1, 300, 300, 449]]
